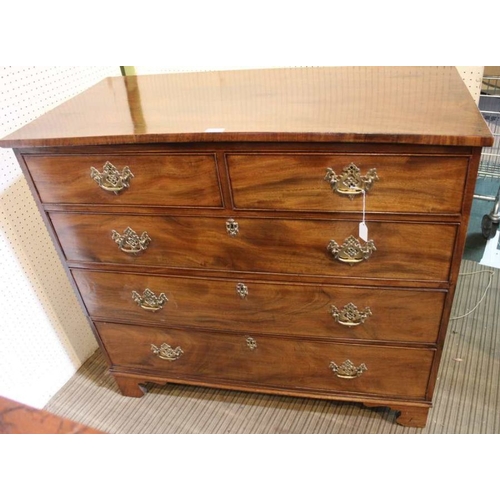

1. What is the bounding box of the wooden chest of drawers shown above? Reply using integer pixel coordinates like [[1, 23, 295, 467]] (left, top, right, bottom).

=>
[[1, 67, 493, 427]]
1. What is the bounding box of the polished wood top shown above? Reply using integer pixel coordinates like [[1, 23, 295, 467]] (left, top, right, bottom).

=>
[[0, 66, 493, 147]]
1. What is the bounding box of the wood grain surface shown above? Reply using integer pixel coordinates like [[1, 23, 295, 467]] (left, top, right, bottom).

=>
[[96, 321, 435, 400], [25, 153, 222, 207], [51, 213, 457, 282], [73, 269, 446, 343], [0, 67, 493, 147], [227, 152, 470, 214]]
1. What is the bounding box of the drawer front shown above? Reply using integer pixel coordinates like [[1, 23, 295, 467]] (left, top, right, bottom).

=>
[[96, 322, 435, 399], [227, 153, 469, 214], [24, 154, 222, 207], [75, 270, 445, 343], [53, 214, 457, 282]]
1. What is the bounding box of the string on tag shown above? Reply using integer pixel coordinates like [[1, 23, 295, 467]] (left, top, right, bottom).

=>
[[359, 189, 369, 242], [362, 189, 366, 224]]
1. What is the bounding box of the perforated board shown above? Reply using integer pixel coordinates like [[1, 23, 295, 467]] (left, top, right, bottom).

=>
[[456, 66, 484, 103], [0, 66, 122, 408]]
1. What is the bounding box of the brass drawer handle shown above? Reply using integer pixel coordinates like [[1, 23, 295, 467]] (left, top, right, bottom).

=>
[[327, 235, 376, 265], [132, 288, 168, 312], [90, 161, 134, 194], [329, 359, 367, 379], [330, 303, 372, 327], [151, 343, 183, 361], [324, 163, 378, 200], [112, 227, 151, 254]]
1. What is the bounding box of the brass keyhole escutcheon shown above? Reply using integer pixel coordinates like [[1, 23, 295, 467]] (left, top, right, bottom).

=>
[[226, 218, 239, 237], [236, 283, 248, 298], [246, 337, 257, 351]]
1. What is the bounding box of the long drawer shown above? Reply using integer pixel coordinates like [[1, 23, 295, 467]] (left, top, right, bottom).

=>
[[24, 154, 222, 207], [75, 270, 445, 343], [53, 214, 457, 282], [226, 153, 470, 214], [96, 322, 435, 400]]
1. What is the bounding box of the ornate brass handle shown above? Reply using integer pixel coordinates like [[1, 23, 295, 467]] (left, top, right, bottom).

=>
[[112, 227, 151, 254], [151, 343, 183, 361], [324, 163, 378, 200], [327, 235, 376, 265], [330, 303, 372, 327], [90, 161, 134, 194], [132, 288, 168, 312], [329, 359, 367, 379]]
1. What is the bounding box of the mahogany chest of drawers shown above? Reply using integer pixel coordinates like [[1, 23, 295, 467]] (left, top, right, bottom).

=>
[[1, 67, 493, 427]]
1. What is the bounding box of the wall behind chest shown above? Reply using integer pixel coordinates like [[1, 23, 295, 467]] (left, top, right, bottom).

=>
[[0, 66, 122, 408]]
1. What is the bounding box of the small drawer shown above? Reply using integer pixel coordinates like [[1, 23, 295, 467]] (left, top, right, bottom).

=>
[[226, 153, 469, 214], [75, 270, 446, 343], [96, 322, 435, 400], [23, 153, 222, 207], [52, 214, 457, 283]]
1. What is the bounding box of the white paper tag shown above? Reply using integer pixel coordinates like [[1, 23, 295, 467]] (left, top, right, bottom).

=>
[[205, 127, 225, 132], [359, 221, 369, 242], [358, 189, 368, 241]]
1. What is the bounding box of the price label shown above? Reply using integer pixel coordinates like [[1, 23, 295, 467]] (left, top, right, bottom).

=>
[[359, 189, 369, 241], [359, 221, 369, 242]]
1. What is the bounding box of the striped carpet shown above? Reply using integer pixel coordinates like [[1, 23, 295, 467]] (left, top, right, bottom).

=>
[[44, 259, 500, 433]]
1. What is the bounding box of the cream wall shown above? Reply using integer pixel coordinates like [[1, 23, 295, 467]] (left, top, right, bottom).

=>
[[0, 65, 484, 409]]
